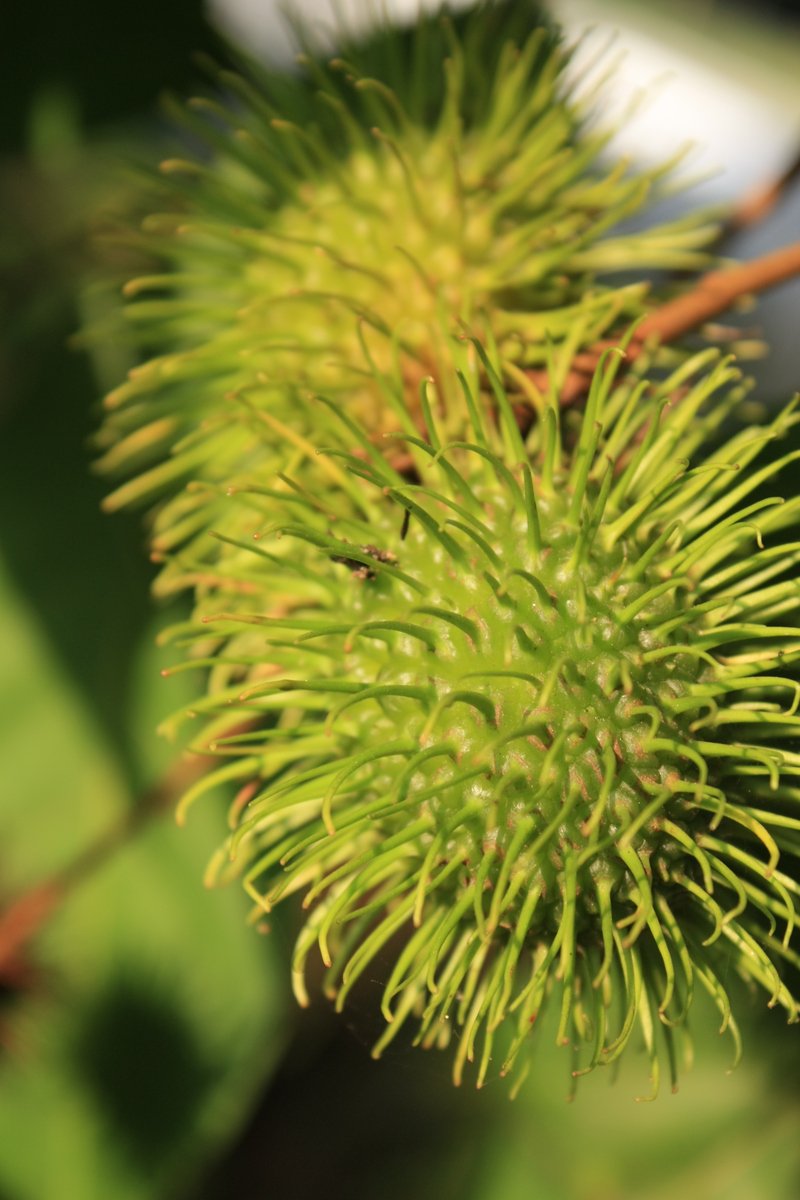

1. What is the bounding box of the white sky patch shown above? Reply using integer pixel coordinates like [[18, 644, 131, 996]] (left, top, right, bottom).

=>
[[206, 0, 475, 61], [554, 3, 799, 203], [208, 0, 799, 204]]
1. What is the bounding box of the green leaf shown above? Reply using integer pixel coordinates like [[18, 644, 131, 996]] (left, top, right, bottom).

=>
[[469, 994, 800, 1200], [0, 557, 287, 1200]]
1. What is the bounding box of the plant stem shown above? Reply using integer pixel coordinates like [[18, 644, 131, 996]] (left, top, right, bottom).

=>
[[723, 144, 800, 239], [0, 728, 252, 994], [527, 242, 800, 407]]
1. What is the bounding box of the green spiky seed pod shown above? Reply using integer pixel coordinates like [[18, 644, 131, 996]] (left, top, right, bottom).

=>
[[160, 343, 800, 1096], [95, 2, 717, 600]]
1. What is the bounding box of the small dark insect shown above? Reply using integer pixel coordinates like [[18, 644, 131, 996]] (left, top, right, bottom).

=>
[[330, 543, 398, 580]]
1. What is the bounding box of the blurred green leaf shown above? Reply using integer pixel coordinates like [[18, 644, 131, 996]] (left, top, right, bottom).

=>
[[468, 997, 800, 1200], [0, 557, 287, 1200]]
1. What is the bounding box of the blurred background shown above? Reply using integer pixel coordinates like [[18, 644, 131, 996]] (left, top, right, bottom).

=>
[[1, 2, 799, 1197]]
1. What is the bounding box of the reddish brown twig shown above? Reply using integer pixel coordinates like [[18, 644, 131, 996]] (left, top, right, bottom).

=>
[[0, 778, 179, 1048], [0, 724, 254, 984], [723, 145, 800, 240], [635, 243, 800, 343], [527, 242, 800, 407]]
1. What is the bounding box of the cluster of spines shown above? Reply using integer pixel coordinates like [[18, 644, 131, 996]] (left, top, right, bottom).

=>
[[151, 342, 800, 1094], [93, 3, 719, 607]]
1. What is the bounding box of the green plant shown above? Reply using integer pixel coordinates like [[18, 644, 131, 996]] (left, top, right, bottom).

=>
[[95, 2, 800, 1096]]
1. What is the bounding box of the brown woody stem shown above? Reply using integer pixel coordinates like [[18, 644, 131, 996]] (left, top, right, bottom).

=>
[[528, 242, 800, 406], [0, 725, 254, 979], [723, 146, 800, 238]]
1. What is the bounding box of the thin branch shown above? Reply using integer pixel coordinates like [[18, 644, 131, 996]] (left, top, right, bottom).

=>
[[722, 144, 800, 240], [0, 723, 254, 982], [526, 242, 800, 407]]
